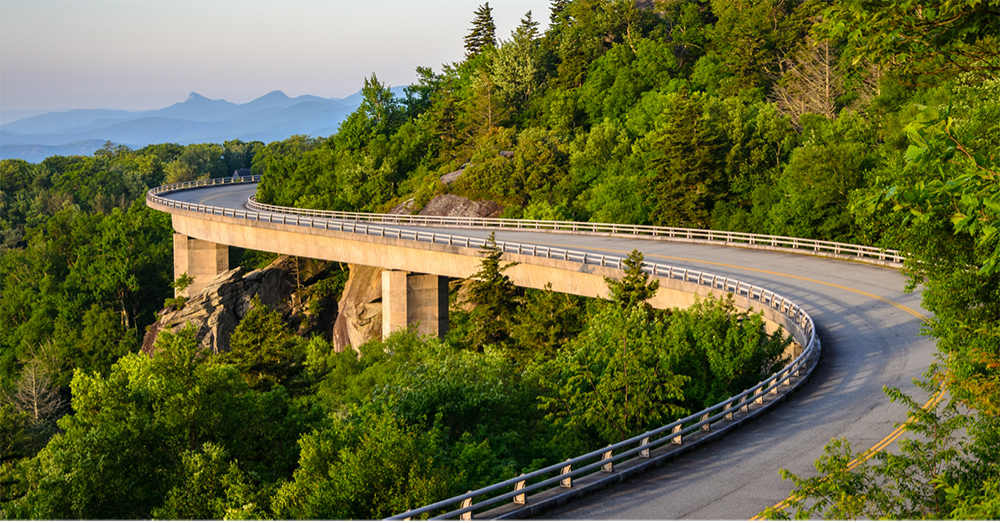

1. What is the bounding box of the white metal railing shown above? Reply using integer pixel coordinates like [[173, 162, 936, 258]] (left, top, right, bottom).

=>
[[145, 176, 824, 520], [244, 196, 903, 265]]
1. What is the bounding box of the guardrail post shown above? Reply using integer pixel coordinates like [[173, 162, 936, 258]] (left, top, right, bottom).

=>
[[740, 394, 750, 412], [671, 424, 683, 445], [514, 476, 527, 505], [460, 493, 473, 521], [725, 402, 734, 420], [602, 446, 613, 472], [639, 437, 650, 458], [754, 386, 764, 404], [560, 462, 572, 488], [701, 412, 711, 432]]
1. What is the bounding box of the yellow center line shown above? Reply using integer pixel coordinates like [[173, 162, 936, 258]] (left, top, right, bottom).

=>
[[522, 240, 927, 320], [752, 389, 946, 519], [509, 238, 937, 519]]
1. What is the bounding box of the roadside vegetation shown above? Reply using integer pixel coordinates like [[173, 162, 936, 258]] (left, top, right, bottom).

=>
[[1, 0, 998, 518]]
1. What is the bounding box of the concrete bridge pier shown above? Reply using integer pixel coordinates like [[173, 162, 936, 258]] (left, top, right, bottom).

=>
[[382, 270, 449, 339], [174, 233, 229, 297]]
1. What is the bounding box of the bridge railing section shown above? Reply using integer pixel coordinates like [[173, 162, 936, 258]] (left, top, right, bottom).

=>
[[243, 195, 902, 265], [147, 175, 263, 195], [147, 176, 902, 264], [147, 177, 822, 520]]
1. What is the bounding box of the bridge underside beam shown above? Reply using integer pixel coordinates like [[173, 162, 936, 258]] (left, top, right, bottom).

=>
[[382, 271, 449, 339], [167, 213, 793, 339], [173, 233, 228, 298]]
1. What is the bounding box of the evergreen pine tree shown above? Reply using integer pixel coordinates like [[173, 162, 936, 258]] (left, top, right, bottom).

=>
[[464, 2, 497, 58], [509, 283, 583, 363], [219, 296, 305, 392], [514, 10, 540, 41], [463, 232, 520, 350], [549, 0, 569, 24], [604, 250, 659, 310], [643, 92, 726, 228]]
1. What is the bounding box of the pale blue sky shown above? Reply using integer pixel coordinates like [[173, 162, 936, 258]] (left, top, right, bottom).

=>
[[0, 0, 552, 112]]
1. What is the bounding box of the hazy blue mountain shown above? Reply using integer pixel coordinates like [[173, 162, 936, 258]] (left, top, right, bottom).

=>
[[0, 109, 67, 126], [2, 108, 136, 135], [150, 93, 243, 122], [0, 140, 115, 161], [0, 86, 407, 162], [0, 131, 34, 146]]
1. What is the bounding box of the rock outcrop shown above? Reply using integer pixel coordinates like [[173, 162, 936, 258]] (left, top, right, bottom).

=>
[[418, 193, 503, 218], [331, 264, 384, 353], [440, 168, 464, 185], [142, 255, 337, 356]]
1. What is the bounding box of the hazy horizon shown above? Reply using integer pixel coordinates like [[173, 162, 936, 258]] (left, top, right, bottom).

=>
[[0, 0, 551, 113]]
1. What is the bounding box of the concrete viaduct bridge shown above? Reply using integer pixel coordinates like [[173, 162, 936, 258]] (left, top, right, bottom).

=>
[[147, 177, 934, 520]]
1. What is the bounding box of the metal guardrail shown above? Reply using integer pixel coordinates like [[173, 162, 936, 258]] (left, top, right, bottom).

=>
[[243, 195, 903, 265], [146, 176, 823, 521], [148, 176, 903, 265]]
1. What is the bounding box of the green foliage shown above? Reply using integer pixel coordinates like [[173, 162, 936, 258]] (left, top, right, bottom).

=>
[[218, 296, 307, 392], [1, 198, 172, 388], [336, 74, 406, 151], [604, 249, 659, 310], [641, 91, 727, 228], [492, 11, 543, 113], [272, 406, 453, 519], [665, 295, 791, 409], [539, 303, 689, 444], [508, 283, 584, 364], [819, 0, 1000, 84], [2, 326, 318, 519], [0, 159, 33, 194], [462, 233, 521, 350], [708, 0, 817, 97], [768, 112, 878, 241]]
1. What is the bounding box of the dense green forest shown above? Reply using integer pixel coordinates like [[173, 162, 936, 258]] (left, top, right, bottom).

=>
[[2, 0, 999, 518]]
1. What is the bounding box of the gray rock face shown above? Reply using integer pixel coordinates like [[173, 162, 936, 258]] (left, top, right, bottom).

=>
[[388, 198, 416, 215], [331, 264, 384, 353], [418, 193, 503, 218], [439, 168, 464, 185], [142, 256, 299, 356]]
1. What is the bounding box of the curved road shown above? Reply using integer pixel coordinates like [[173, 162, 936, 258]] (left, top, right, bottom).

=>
[[161, 183, 935, 520]]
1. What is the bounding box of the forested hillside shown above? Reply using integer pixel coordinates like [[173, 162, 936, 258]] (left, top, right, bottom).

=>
[[2, 0, 998, 519]]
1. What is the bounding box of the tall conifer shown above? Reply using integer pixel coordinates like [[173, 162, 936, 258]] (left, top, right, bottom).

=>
[[549, 0, 569, 24], [464, 3, 497, 57]]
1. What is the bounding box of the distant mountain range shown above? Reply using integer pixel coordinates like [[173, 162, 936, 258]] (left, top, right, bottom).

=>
[[0, 87, 406, 163]]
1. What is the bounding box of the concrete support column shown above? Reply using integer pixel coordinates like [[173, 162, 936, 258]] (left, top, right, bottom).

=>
[[173, 233, 229, 298], [382, 270, 449, 339], [407, 273, 449, 338], [382, 270, 410, 336]]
